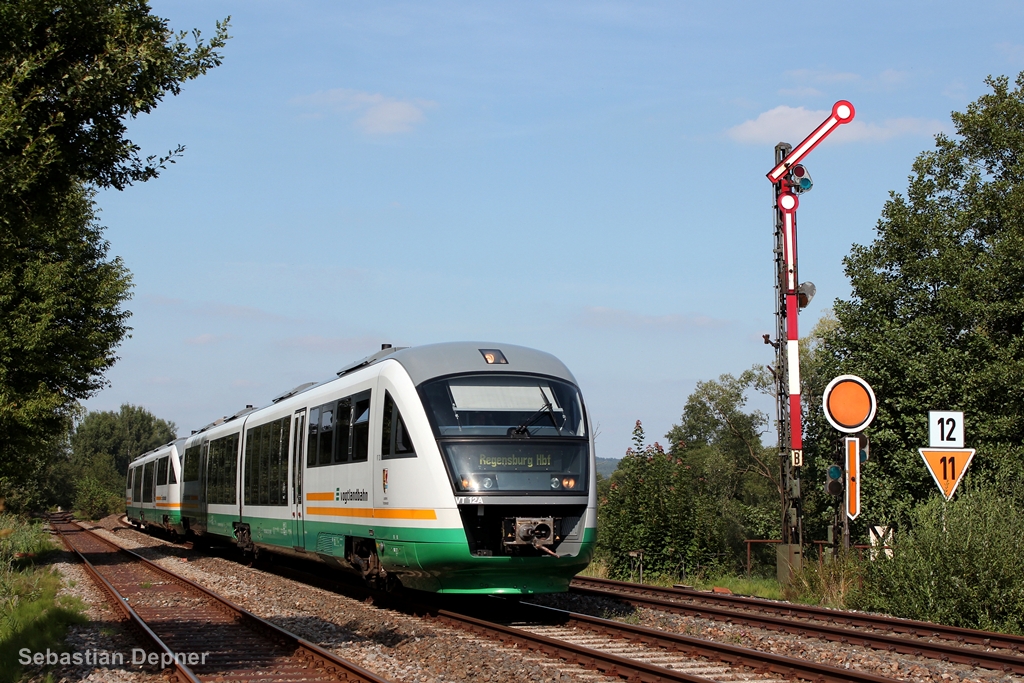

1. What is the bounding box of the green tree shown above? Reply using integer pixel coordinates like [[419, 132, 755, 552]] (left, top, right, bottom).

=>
[[0, 186, 131, 506], [598, 421, 691, 579], [598, 371, 781, 580], [666, 368, 781, 533], [811, 72, 1024, 526], [0, 1, 227, 503], [71, 404, 176, 476]]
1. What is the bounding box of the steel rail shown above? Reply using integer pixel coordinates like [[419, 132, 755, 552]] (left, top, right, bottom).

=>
[[375, 588, 899, 683], [53, 517, 392, 683], [51, 515, 202, 683], [501, 601, 900, 683], [178, 540, 897, 683], [103, 520, 902, 683], [571, 576, 1024, 673]]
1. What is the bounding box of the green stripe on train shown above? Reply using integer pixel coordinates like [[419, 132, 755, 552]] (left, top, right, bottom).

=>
[[230, 513, 595, 594]]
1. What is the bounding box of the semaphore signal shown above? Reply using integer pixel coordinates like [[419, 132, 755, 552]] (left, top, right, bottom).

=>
[[766, 101, 855, 557]]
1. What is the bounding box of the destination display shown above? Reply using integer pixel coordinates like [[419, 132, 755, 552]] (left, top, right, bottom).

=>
[[442, 442, 588, 493]]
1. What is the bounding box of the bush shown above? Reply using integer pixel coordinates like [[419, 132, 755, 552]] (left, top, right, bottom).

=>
[[789, 551, 864, 609], [857, 486, 1024, 634], [72, 476, 122, 520], [0, 514, 87, 683]]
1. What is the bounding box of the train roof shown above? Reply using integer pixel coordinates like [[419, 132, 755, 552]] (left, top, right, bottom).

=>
[[128, 437, 187, 466], [385, 342, 577, 386], [184, 342, 579, 441]]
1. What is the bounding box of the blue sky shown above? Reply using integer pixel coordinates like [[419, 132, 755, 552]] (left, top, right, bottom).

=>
[[85, 1, 1024, 459]]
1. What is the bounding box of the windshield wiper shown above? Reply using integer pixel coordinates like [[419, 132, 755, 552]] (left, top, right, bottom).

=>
[[511, 388, 562, 437]]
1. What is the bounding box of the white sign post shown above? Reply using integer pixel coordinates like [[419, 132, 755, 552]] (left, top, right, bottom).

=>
[[929, 410, 964, 448], [919, 410, 974, 501]]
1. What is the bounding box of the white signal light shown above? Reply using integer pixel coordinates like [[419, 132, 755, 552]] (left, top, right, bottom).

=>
[[778, 193, 798, 213], [834, 101, 854, 123]]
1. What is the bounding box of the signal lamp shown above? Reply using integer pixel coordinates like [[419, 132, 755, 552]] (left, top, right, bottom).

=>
[[857, 433, 870, 463], [562, 477, 576, 489], [789, 164, 813, 193], [778, 192, 799, 213], [825, 463, 843, 496], [797, 281, 816, 308]]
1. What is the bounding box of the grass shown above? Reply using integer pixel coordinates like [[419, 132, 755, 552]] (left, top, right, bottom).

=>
[[0, 514, 88, 683], [693, 575, 785, 600], [579, 559, 787, 600]]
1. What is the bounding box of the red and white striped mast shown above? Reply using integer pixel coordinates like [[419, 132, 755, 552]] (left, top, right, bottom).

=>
[[766, 100, 855, 549]]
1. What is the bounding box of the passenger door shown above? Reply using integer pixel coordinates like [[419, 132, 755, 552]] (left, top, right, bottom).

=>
[[290, 409, 307, 550]]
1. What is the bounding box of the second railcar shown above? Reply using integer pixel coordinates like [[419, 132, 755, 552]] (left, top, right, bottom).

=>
[[125, 438, 186, 532]]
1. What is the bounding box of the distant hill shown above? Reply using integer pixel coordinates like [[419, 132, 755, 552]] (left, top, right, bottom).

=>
[[595, 456, 621, 479]]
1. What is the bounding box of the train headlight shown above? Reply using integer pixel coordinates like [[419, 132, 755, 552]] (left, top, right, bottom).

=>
[[562, 477, 576, 489], [461, 477, 471, 490], [550, 476, 561, 490], [481, 477, 496, 490]]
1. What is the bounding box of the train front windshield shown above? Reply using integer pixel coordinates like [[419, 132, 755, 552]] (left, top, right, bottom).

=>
[[419, 375, 589, 494]]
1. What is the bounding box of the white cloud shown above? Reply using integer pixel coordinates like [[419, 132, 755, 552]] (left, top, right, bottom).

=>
[[777, 87, 823, 99], [942, 80, 969, 102], [783, 69, 861, 84], [878, 69, 910, 87], [579, 306, 730, 332], [145, 376, 185, 387], [290, 89, 436, 134], [193, 302, 289, 323], [781, 68, 910, 92], [275, 335, 384, 355], [185, 333, 230, 346], [996, 42, 1024, 65], [727, 106, 945, 145]]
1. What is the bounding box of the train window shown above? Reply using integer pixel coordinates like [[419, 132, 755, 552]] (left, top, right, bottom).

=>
[[142, 462, 155, 503], [126, 468, 133, 491], [333, 397, 351, 464], [307, 407, 319, 467], [157, 456, 169, 486], [133, 465, 143, 502], [169, 456, 178, 485], [381, 391, 416, 459], [244, 416, 290, 506], [351, 392, 370, 462], [419, 375, 587, 439], [318, 403, 335, 466], [207, 433, 239, 505], [183, 445, 201, 482], [308, 390, 371, 466]]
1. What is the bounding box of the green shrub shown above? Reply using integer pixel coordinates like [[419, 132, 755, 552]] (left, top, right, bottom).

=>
[[857, 486, 1024, 634], [72, 476, 122, 520], [0, 514, 87, 683], [789, 551, 864, 609]]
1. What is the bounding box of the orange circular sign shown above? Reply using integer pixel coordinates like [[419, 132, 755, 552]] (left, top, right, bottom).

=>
[[823, 375, 876, 433]]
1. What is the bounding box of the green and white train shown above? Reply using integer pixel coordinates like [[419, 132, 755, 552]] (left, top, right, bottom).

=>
[[126, 342, 596, 594]]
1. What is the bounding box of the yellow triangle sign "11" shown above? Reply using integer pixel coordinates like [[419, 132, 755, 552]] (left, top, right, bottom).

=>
[[918, 449, 975, 500]]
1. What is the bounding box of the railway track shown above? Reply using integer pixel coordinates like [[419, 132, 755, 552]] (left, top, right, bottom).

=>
[[570, 576, 1024, 674], [50, 514, 392, 683], [155, 537, 903, 683], [94, 519, 962, 683], [432, 601, 901, 683]]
